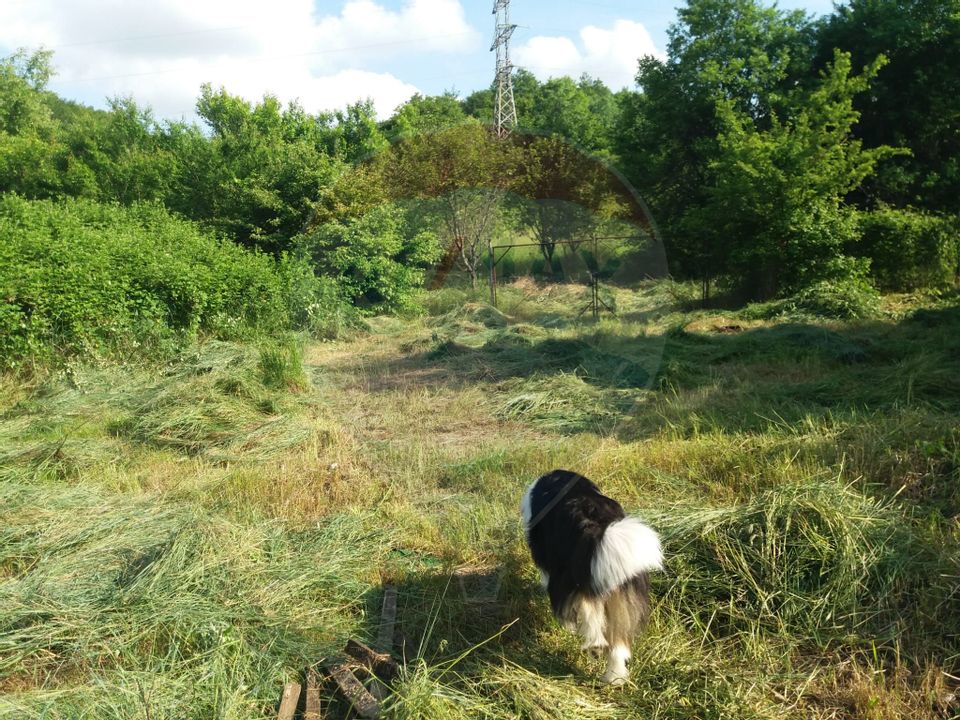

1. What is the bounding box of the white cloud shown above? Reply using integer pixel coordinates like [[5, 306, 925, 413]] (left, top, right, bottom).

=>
[[514, 19, 664, 90], [0, 0, 480, 119]]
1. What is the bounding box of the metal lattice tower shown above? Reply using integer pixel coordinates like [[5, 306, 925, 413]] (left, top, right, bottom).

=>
[[491, 0, 517, 138]]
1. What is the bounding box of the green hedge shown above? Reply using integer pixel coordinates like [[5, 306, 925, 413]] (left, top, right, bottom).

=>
[[0, 195, 292, 368], [854, 207, 959, 292]]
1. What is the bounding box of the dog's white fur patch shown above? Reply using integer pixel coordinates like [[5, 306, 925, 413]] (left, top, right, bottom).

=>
[[591, 517, 663, 596], [520, 480, 536, 532]]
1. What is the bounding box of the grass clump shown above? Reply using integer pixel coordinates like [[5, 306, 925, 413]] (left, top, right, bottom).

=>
[[497, 373, 637, 434], [113, 342, 314, 461], [743, 276, 883, 321], [650, 481, 921, 642], [258, 336, 308, 391]]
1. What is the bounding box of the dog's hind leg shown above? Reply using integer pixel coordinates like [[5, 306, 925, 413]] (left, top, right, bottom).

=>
[[600, 576, 650, 685], [576, 595, 608, 655]]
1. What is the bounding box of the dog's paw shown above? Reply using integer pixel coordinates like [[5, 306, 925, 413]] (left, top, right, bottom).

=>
[[583, 643, 608, 659], [601, 668, 629, 686]]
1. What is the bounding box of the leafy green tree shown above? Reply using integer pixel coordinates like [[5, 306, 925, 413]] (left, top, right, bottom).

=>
[[702, 51, 895, 298], [330, 100, 388, 164], [89, 98, 176, 203], [615, 0, 816, 287], [189, 84, 341, 254], [527, 76, 618, 154], [815, 0, 960, 212], [384, 92, 466, 139], [0, 49, 62, 197]]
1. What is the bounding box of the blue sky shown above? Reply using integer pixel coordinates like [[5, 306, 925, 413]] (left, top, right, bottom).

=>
[[0, 0, 840, 121]]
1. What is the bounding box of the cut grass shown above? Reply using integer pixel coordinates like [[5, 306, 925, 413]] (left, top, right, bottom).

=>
[[1, 279, 958, 719]]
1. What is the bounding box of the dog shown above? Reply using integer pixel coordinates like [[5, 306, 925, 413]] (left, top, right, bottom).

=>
[[521, 469, 663, 685]]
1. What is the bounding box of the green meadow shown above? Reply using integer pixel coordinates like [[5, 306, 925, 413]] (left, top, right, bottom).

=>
[[2, 280, 957, 719]]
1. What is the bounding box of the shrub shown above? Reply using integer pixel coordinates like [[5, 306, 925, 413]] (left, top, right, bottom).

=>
[[0, 195, 290, 368], [294, 203, 440, 315], [853, 207, 959, 292], [743, 263, 882, 321], [278, 255, 359, 339]]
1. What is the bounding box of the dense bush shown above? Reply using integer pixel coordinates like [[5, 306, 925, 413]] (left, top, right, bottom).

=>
[[854, 207, 959, 291], [0, 195, 290, 368], [293, 203, 439, 314]]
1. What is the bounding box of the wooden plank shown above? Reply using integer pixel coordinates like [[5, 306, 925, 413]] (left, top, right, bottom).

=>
[[375, 586, 397, 653], [276, 682, 301, 720], [344, 638, 399, 682], [327, 663, 380, 719], [304, 669, 322, 720]]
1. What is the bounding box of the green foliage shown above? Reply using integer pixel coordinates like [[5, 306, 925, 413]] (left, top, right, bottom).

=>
[[0, 195, 289, 368], [744, 270, 883, 320], [188, 85, 343, 254], [854, 206, 959, 291], [295, 203, 440, 314], [617, 0, 817, 281], [816, 0, 960, 213], [461, 70, 620, 155], [277, 256, 359, 339], [385, 92, 467, 140], [702, 51, 895, 298]]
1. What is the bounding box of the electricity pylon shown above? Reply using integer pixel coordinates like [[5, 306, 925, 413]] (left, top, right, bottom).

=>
[[491, 0, 517, 138]]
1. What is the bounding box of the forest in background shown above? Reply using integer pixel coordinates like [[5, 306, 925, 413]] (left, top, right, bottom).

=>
[[1, 0, 959, 369]]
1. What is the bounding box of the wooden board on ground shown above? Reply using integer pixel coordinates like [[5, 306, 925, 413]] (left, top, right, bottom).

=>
[[304, 669, 322, 720], [326, 663, 380, 719], [276, 682, 301, 720], [375, 586, 397, 653], [345, 638, 399, 681]]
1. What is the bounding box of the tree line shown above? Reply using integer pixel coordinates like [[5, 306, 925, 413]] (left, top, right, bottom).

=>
[[2, 0, 958, 318]]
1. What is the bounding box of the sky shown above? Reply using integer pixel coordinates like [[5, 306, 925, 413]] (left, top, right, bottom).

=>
[[0, 0, 839, 122]]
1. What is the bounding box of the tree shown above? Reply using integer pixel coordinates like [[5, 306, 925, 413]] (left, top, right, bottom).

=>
[[384, 92, 466, 139], [0, 49, 61, 198], [189, 84, 341, 254], [701, 51, 896, 299], [382, 121, 519, 287], [615, 0, 817, 288], [815, 0, 960, 213]]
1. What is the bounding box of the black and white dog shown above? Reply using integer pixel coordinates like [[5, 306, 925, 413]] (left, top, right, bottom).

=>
[[521, 469, 663, 685]]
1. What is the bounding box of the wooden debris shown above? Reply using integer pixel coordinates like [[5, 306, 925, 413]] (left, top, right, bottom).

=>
[[345, 639, 399, 682], [375, 586, 397, 653], [326, 663, 380, 719], [304, 669, 322, 720], [276, 682, 301, 720], [274, 584, 407, 718]]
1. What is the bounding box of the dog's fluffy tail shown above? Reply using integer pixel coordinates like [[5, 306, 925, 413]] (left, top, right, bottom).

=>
[[590, 517, 663, 596]]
